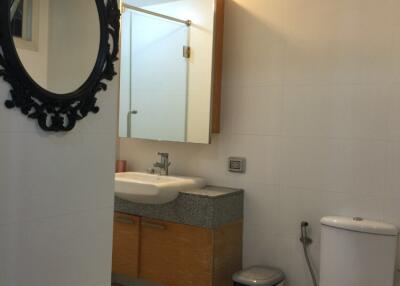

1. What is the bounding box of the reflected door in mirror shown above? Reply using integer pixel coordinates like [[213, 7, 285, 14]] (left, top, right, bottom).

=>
[[120, 10, 189, 142], [10, 0, 33, 41], [118, 0, 222, 144]]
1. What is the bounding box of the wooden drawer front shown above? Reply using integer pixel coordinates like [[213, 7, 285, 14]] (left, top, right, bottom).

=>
[[112, 213, 140, 278], [139, 218, 214, 286]]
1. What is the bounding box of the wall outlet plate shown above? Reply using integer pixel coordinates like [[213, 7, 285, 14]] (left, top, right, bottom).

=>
[[228, 157, 246, 173]]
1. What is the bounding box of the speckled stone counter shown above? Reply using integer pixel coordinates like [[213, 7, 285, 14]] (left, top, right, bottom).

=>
[[114, 186, 244, 229]]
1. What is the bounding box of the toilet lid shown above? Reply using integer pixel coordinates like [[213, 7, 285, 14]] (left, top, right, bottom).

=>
[[233, 266, 285, 286]]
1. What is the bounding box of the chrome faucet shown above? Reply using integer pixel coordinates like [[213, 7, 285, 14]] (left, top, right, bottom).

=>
[[153, 152, 171, 175]]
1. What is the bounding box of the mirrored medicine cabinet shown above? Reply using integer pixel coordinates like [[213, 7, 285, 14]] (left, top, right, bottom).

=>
[[118, 0, 224, 144]]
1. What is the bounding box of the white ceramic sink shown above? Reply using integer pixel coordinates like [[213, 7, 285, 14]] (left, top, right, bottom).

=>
[[115, 172, 206, 204]]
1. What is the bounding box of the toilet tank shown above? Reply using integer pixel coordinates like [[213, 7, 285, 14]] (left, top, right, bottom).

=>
[[319, 216, 398, 286]]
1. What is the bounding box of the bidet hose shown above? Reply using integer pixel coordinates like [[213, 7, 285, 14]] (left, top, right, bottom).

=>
[[300, 222, 318, 286]]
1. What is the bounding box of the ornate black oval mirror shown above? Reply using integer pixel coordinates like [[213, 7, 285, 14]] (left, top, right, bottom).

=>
[[0, 0, 120, 131]]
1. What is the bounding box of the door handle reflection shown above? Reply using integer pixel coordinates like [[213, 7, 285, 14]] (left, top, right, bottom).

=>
[[127, 110, 138, 137]]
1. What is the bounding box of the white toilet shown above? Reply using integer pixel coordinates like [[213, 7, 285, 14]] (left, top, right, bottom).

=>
[[319, 216, 399, 286]]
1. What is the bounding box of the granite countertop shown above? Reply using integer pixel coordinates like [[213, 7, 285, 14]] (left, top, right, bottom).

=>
[[114, 186, 244, 229], [181, 185, 242, 197]]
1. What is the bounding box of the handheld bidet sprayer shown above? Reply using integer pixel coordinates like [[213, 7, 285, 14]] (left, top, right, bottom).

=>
[[300, 221, 318, 286]]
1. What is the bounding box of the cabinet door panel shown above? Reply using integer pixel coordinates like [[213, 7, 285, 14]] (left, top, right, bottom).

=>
[[112, 213, 140, 278], [213, 220, 243, 286], [139, 218, 213, 286]]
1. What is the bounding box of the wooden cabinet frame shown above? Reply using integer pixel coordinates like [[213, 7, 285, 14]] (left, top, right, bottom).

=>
[[211, 0, 225, 134], [112, 213, 242, 286]]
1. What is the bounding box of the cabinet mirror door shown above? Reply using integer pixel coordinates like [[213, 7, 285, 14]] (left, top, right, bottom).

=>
[[118, 0, 223, 144]]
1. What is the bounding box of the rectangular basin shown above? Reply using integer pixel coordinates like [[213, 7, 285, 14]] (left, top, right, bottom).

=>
[[115, 172, 206, 204]]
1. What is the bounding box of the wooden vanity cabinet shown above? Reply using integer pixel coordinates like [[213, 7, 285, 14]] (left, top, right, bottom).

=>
[[112, 213, 243, 286], [112, 212, 140, 278], [139, 218, 214, 286]]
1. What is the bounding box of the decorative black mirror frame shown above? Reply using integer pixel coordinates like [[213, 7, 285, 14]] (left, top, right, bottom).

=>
[[0, 0, 120, 132]]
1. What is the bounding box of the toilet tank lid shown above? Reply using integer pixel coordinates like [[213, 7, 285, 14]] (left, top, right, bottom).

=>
[[321, 216, 398, 236]]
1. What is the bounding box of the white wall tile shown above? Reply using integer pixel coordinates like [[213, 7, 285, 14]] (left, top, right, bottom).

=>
[[243, 234, 278, 268], [275, 237, 319, 286], [230, 85, 283, 136], [387, 87, 400, 140], [242, 183, 280, 268], [390, 0, 400, 84], [283, 0, 397, 85], [281, 136, 387, 195], [381, 196, 400, 228], [0, 64, 117, 285], [321, 191, 383, 222], [228, 134, 280, 185], [219, 86, 235, 134], [277, 186, 323, 240], [222, 0, 285, 86], [194, 134, 233, 186], [243, 183, 279, 235], [0, 130, 115, 226], [283, 84, 391, 139], [0, 208, 113, 286], [384, 140, 400, 197]]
